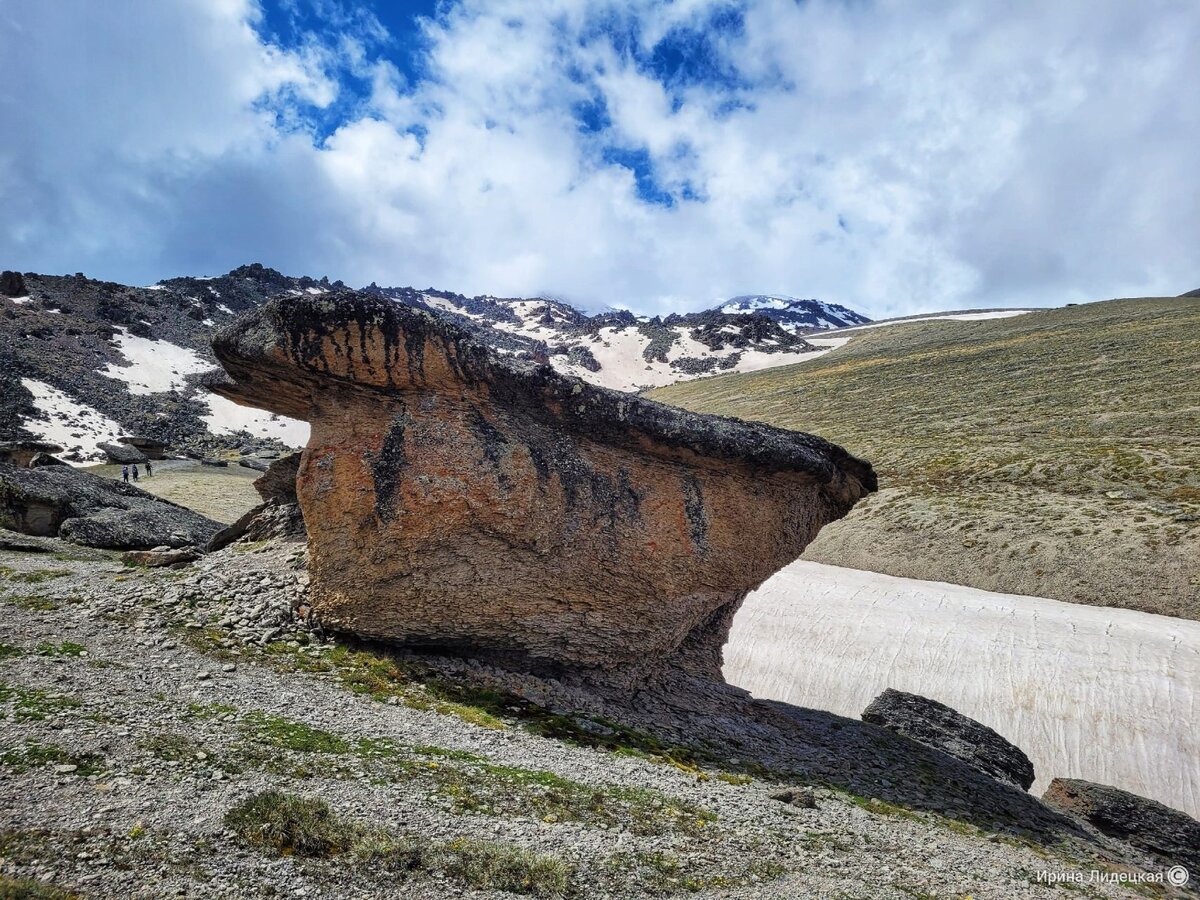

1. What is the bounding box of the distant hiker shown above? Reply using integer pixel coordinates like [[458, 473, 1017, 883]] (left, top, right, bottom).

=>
[[131, 464, 139, 482], [145, 460, 152, 477], [121, 465, 129, 483]]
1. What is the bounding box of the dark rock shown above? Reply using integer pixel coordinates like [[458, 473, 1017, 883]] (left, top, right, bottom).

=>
[[98, 442, 148, 464], [0, 271, 25, 297], [770, 788, 817, 808], [238, 458, 270, 472], [210, 291, 875, 688], [253, 453, 300, 503], [0, 462, 222, 549], [200, 458, 228, 468], [1043, 778, 1199, 872], [862, 689, 1034, 791], [27, 452, 66, 468], [0, 534, 53, 553], [118, 436, 169, 459], [0, 441, 64, 468], [121, 547, 201, 568]]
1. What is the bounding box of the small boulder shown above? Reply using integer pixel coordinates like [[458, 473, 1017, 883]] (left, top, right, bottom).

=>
[[1042, 778, 1199, 873], [98, 441, 147, 465], [862, 688, 1034, 791], [770, 788, 817, 809], [121, 547, 201, 568], [238, 458, 270, 472], [27, 452, 66, 468], [200, 458, 228, 468]]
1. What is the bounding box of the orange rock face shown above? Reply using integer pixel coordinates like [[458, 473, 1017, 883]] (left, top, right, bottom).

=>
[[212, 293, 875, 687]]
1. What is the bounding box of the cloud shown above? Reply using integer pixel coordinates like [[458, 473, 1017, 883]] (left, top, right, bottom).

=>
[[1, 0, 1197, 316]]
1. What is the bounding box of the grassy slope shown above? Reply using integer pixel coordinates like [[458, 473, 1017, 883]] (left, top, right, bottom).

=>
[[650, 297, 1200, 619]]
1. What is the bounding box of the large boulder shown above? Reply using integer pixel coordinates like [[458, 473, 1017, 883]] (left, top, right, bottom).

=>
[[98, 441, 147, 465], [862, 689, 1035, 791], [0, 271, 25, 297], [1043, 778, 1199, 873], [210, 292, 875, 687], [118, 436, 168, 460], [0, 462, 221, 549], [0, 441, 64, 468]]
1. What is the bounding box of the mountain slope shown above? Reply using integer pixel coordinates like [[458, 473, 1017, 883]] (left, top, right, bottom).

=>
[[650, 297, 1200, 620], [1, 264, 870, 458], [721, 294, 871, 331]]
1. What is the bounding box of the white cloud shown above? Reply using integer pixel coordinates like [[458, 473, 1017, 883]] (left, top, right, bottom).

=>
[[1, 0, 1197, 317]]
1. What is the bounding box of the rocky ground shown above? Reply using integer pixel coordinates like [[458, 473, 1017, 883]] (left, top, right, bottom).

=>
[[1, 539, 1189, 899]]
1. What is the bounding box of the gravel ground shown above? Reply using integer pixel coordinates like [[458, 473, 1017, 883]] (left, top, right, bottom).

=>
[[0, 539, 1187, 899]]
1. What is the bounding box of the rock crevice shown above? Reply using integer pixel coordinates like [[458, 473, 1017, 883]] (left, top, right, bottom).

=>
[[212, 292, 876, 687]]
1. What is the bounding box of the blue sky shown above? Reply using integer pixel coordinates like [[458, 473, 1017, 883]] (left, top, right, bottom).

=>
[[2, 0, 1198, 317]]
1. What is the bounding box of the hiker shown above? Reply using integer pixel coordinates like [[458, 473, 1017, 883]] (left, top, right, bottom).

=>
[[131, 464, 139, 482], [121, 465, 129, 483], [145, 459, 152, 477]]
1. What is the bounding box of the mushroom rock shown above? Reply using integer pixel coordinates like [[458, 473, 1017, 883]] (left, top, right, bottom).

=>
[[211, 292, 876, 688]]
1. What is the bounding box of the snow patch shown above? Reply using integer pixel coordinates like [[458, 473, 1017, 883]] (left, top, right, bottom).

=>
[[201, 393, 310, 447], [8, 296, 32, 305], [726, 561, 1200, 817], [100, 329, 213, 395], [19, 378, 124, 462]]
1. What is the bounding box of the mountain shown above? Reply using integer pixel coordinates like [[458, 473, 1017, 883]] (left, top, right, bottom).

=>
[[362, 286, 871, 392], [1, 265, 870, 460], [650, 295, 1200, 621], [720, 294, 871, 331]]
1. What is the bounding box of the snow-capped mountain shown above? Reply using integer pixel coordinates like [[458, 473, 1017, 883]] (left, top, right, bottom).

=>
[[363, 286, 871, 392], [1, 264, 871, 457], [721, 295, 872, 332]]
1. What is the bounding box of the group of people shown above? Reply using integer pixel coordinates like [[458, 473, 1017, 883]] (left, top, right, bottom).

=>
[[120, 460, 151, 483]]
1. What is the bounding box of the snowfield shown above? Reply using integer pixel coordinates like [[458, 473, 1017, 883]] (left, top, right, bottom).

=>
[[724, 561, 1200, 817], [100, 329, 212, 394], [200, 393, 310, 447], [19, 378, 124, 461]]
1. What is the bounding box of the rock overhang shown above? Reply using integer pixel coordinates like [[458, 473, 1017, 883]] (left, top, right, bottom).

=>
[[211, 290, 877, 685]]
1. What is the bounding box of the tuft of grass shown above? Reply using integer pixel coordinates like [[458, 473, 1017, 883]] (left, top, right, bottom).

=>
[[0, 567, 71, 584], [34, 641, 86, 658], [240, 711, 349, 754], [0, 642, 24, 660], [0, 741, 104, 776], [226, 790, 572, 897], [3, 594, 58, 611], [0, 874, 80, 899], [0, 681, 81, 721]]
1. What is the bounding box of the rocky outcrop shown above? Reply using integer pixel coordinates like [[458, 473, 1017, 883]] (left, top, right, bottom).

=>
[[0, 270, 25, 297], [1043, 779, 1199, 872], [0, 462, 221, 549], [0, 441, 63, 468], [98, 441, 147, 465], [862, 689, 1035, 790], [211, 292, 875, 687]]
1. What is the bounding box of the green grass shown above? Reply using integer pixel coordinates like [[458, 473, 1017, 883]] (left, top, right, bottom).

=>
[[650, 297, 1200, 618], [34, 641, 86, 658], [0, 567, 71, 585], [0, 681, 80, 721], [1, 594, 59, 611], [225, 790, 572, 897], [0, 643, 24, 660], [0, 741, 104, 776], [0, 875, 79, 899]]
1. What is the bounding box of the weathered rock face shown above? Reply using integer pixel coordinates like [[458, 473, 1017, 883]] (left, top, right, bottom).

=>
[[862, 689, 1035, 791], [207, 453, 304, 552], [0, 463, 222, 549], [1043, 778, 1200, 872], [0, 270, 25, 297], [211, 292, 876, 686]]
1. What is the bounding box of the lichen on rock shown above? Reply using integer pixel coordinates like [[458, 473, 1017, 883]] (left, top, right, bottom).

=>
[[211, 291, 876, 688]]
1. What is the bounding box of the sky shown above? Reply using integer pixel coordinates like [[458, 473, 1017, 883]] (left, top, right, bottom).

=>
[[1, 0, 1197, 318]]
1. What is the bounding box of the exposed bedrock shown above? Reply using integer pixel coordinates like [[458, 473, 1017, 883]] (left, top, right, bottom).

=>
[[211, 292, 876, 686]]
